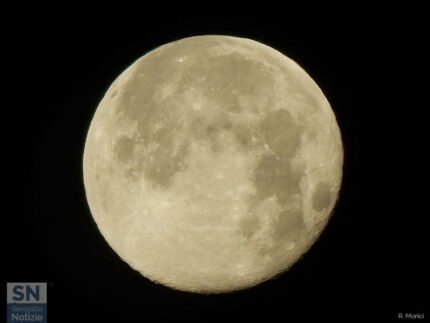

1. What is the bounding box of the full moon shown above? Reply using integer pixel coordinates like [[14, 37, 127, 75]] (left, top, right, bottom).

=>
[[83, 35, 343, 293]]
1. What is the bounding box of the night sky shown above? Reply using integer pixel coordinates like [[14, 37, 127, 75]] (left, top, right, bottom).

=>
[[6, 3, 428, 322]]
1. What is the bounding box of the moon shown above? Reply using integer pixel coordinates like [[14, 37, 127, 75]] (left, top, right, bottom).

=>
[[83, 35, 343, 293]]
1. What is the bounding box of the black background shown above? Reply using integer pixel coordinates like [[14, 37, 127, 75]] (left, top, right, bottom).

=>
[[6, 3, 428, 322]]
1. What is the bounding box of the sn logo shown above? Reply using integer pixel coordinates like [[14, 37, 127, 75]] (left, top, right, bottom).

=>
[[12, 285, 40, 302], [7, 283, 47, 304]]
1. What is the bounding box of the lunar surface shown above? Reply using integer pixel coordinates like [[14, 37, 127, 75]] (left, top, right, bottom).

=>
[[83, 35, 343, 293]]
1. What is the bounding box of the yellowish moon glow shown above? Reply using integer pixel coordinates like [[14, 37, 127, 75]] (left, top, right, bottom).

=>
[[83, 35, 343, 293]]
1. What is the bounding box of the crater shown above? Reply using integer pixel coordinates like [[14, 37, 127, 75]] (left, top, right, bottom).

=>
[[312, 182, 332, 211]]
